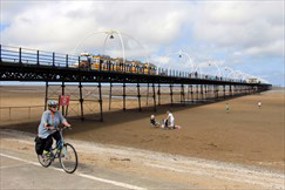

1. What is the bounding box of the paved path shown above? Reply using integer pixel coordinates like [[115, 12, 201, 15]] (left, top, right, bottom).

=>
[[0, 152, 143, 190], [0, 149, 190, 190], [1, 129, 284, 190]]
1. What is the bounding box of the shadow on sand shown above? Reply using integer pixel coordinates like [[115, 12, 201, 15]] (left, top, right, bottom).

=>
[[1, 94, 246, 135]]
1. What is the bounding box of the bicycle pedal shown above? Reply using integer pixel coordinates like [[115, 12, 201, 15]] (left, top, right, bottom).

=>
[[41, 155, 51, 162], [55, 153, 61, 158]]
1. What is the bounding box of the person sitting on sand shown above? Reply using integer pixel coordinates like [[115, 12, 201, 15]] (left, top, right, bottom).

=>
[[150, 115, 160, 127], [161, 118, 169, 128], [258, 101, 262, 109], [161, 111, 175, 129], [166, 110, 175, 129], [161, 111, 181, 130]]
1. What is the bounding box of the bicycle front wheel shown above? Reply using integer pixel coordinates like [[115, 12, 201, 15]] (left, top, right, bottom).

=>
[[59, 143, 78, 174]]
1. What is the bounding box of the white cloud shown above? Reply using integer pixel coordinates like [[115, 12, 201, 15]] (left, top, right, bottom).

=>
[[243, 40, 284, 57], [189, 1, 284, 57], [1, 1, 283, 58], [151, 55, 170, 65], [0, 1, 284, 85], [0, 1, 189, 55]]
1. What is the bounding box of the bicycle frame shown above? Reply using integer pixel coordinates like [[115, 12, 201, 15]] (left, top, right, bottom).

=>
[[47, 128, 66, 161], [37, 127, 78, 174]]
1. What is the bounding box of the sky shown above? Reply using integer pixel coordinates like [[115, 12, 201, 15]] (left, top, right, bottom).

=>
[[0, 0, 284, 86]]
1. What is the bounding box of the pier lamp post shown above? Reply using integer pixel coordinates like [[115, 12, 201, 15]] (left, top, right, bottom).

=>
[[103, 30, 126, 66], [73, 29, 150, 73], [176, 50, 200, 78], [103, 30, 151, 72], [176, 50, 201, 101], [208, 60, 223, 79], [224, 66, 237, 81], [159, 50, 199, 78], [72, 30, 126, 66]]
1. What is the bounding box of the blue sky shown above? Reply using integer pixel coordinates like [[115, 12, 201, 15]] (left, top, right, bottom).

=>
[[0, 1, 284, 86]]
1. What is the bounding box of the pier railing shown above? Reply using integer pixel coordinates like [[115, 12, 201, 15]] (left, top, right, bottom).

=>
[[0, 44, 245, 83], [0, 105, 44, 122]]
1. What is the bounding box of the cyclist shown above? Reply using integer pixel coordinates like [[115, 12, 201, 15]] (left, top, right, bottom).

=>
[[38, 100, 71, 157]]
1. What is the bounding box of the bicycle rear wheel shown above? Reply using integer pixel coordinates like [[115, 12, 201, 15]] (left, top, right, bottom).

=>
[[59, 143, 78, 174], [37, 154, 52, 167]]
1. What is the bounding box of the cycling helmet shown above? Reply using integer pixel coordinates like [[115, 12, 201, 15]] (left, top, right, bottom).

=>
[[47, 100, 58, 107]]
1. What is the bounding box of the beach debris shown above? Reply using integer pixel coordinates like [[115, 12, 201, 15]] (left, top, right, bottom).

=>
[[20, 146, 29, 150], [110, 157, 131, 162], [208, 142, 218, 148]]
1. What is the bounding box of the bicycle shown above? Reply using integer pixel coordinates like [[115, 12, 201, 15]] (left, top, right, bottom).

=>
[[37, 126, 78, 174]]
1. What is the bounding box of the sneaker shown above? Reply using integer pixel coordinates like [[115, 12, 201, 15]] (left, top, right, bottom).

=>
[[42, 150, 52, 158]]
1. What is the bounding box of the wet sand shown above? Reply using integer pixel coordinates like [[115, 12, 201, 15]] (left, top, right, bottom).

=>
[[0, 86, 284, 172]]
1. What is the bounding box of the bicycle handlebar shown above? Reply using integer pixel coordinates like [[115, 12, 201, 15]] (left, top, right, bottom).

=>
[[47, 124, 72, 131], [56, 126, 72, 131]]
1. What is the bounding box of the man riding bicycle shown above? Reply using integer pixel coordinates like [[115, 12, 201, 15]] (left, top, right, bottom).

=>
[[38, 100, 71, 157]]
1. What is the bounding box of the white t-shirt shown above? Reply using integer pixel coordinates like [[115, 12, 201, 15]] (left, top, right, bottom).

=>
[[168, 113, 175, 127]]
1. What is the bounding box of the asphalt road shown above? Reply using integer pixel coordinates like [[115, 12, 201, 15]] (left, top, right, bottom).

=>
[[0, 149, 191, 190], [1, 129, 283, 190]]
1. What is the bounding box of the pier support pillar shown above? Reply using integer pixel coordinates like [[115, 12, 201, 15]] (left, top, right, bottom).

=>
[[181, 84, 185, 104], [137, 83, 142, 112], [123, 82, 126, 111], [78, 82, 84, 121], [170, 84, 173, 105], [204, 85, 207, 100], [98, 81, 103, 122], [200, 85, 204, 101], [109, 82, 112, 110], [146, 83, 150, 106], [152, 83, 157, 112], [196, 85, 199, 102], [61, 81, 65, 115], [44, 81, 49, 110], [157, 83, 161, 106], [190, 85, 194, 103]]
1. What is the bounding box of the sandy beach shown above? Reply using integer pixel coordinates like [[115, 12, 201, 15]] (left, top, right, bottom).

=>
[[0, 86, 284, 173], [1, 85, 284, 189]]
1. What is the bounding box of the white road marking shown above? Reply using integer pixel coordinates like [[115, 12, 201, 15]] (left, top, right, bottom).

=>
[[0, 153, 147, 190], [0, 163, 30, 169]]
